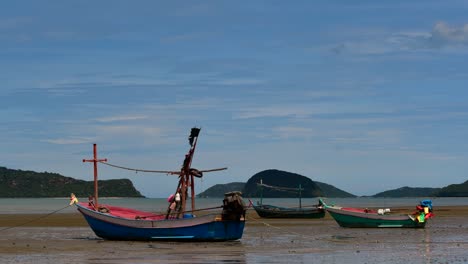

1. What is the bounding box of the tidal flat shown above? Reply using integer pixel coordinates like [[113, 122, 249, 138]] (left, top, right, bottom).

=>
[[0, 206, 467, 263]]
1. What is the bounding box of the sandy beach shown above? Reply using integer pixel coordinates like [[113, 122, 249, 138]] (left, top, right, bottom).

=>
[[1, 206, 467, 263]]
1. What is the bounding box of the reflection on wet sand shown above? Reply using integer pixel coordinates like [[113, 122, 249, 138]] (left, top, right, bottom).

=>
[[1, 206, 468, 263], [423, 228, 431, 264]]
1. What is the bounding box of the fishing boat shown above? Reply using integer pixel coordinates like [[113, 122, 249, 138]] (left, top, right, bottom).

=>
[[251, 180, 325, 219], [252, 202, 325, 218], [322, 199, 434, 228], [73, 128, 246, 241]]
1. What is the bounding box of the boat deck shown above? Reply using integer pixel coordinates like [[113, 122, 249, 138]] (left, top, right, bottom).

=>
[[78, 202, 166, 220]]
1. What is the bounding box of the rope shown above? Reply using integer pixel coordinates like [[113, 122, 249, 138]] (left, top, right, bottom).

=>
[[134, 205, 224, 219], [98, 161, 179, 175], [98, 161, 227, 175], [185, 205, 223, 213], [246, 215, 319, 239], [0, 204, 71, 232], [257, 183, 304, 192]]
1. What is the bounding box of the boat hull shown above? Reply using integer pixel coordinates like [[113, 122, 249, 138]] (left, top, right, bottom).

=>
[[325, 206, 426, 228], [253, 204, 325, 219], [77, 204, 245, 241]]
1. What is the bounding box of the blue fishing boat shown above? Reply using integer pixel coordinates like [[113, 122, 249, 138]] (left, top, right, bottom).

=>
[[74, 128, 246, 241]]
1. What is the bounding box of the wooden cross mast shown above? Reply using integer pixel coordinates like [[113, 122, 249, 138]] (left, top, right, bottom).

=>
[[176, 127, 200, 215], [83, 144, 107, 209], [80, 128, 226, 218]]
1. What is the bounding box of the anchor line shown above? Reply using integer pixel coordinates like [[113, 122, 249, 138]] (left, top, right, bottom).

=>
[[0, 204, 71, 232], [245, 213, 319, 240]]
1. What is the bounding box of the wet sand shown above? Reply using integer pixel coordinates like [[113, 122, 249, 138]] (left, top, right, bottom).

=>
[[1, 206, 467, 263]]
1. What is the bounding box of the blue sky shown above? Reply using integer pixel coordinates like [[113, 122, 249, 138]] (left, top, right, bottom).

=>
[[1, 1, 468, 198]]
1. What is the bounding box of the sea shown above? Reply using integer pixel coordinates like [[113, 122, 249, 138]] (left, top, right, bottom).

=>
[[0, 196, 467, 214]]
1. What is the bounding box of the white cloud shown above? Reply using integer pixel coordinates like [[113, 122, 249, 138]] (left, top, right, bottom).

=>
[[95, 115, 148, 123], [42, 137, 94, 145], [233, 105, 311, 119], [204, 78, 265, 86], [330, 21, 468, 55], [95, 125, 163, 137], [430, 21, 468, 47], [273, 126, 315, 139], [0, 17, 31, 30]]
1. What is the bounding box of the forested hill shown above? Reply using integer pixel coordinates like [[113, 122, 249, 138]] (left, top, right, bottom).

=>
[[433, 180, 468, 197], [371, 186, 441, 197], [243, 169, 323, 198], [197, 169, 356, 198], [197, 182, 246, 198], [0, 166, 144, 198], [314, 181, 356, 198]]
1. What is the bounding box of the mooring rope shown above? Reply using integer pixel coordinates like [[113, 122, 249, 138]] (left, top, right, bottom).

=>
[[257, 183, 303, 193], [98, 161, 179, 174], [0, 204, 71, 232], [245, 213, 318, 240]]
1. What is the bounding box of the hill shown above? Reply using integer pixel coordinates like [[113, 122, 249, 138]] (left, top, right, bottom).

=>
[[0, 166, 144, 198], [315, 181, 356, 198], [372, 186, 440, 197], [433, 180, 468, 197], [197, 170, 356, 198], [243, 169, 323, 198], [197, 182, 245, 198]]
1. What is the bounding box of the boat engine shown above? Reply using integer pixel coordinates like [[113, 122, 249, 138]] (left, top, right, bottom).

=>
[[222, 191, 246, 221]]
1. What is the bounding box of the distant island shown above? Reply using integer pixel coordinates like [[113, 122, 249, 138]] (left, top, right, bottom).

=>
[[2, 166, 467, 198], [371, 187, 441, 198], [197, 169, 468, 198], [198, 169, 355, 198], [432, 180, 468, 197], [0, 166, 144, 198]]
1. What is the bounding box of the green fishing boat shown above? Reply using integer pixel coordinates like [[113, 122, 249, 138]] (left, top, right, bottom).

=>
[[322, 199, 434, 228]]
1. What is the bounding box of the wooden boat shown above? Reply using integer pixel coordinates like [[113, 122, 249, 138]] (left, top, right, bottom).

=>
[[251, 180, 325, 219], [74, 128, 246, 241], [322, 199, 434, 228], [252, 202, 325, 218]]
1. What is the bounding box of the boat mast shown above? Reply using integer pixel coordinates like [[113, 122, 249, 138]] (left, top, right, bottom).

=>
[[83, 144, 107, 209], [178, 128, 200, 214]]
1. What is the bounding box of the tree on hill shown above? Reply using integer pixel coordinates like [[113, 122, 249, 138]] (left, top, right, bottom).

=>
[[315, 181, 356, 198], [0, 166, 144, 198], [243, 169, 323, 198], [372, 186, 439, 197], [433, 180, 468, 197], [197, 182, 245, 198]]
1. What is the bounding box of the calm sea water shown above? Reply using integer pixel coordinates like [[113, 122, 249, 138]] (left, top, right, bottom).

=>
[[1, 196, 467, 214]]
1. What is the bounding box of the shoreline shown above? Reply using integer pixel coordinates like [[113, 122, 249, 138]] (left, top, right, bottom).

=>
[[1, 205, 467, 263], [0, 205, 467, 228]]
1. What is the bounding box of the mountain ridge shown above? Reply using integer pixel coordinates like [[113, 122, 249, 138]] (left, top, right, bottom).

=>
[[198, 169, 356, 198], [2, 166, 467, 198], [0, 166, 144, 198]]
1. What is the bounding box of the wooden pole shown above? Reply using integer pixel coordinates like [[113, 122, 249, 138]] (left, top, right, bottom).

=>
[[188, 146, 197, 211], [83, 144, 107, 209], [190, 174, 195, 211], [299, 184, 302, 209], [260, 179, 263, 205]]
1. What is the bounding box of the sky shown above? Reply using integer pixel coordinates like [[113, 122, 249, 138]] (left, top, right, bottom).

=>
[[1, 1, 468, 198]]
